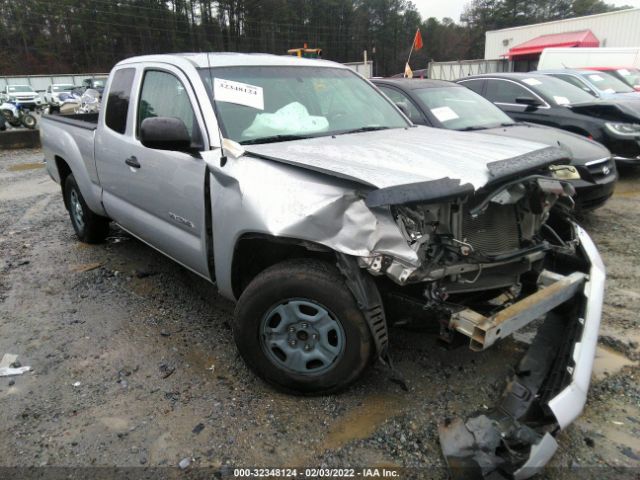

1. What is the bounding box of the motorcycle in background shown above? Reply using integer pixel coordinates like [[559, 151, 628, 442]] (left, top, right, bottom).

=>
[[0, 100, 37, 129]]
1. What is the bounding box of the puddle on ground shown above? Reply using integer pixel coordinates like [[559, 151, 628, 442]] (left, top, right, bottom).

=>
[[322, 394, 404, 450], [129, 277, 156, 297], [7, 162, 45, 172], [592, 345, 637, 380]]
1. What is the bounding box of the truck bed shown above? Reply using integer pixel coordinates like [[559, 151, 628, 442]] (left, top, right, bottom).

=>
[[42, 113, 99, 130]]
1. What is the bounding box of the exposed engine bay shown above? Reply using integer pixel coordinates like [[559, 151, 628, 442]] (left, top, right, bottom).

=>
[[358, 168, 601, 478]]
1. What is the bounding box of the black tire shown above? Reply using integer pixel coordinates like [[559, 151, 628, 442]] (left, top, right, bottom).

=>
[[64, 174, 110, 243], [21, 114, 36, 129], [234, 258, 374, 394]]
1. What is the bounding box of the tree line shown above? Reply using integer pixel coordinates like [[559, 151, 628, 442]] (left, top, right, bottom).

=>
[[0, 0, 628, 77]]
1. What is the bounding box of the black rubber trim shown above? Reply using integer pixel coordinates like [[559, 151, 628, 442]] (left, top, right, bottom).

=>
[[487, 146, 569, 181], [365, 177, 474, 208]]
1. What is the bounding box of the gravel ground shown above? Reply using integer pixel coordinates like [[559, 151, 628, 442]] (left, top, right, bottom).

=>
[[0, 148, 638, 479]]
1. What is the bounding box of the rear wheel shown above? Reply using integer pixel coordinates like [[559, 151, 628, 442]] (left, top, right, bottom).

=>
[[64, 174, 110, 243], [234, 259, 374, 394]]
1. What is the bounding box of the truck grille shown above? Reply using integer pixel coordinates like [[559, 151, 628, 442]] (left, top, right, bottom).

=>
[[461, 204, 520, 256]]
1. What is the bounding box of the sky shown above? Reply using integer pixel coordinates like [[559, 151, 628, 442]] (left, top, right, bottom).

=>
[[413, 0, 640, 22]]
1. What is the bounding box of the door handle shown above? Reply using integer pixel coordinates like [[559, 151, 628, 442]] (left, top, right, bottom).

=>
[[125, 156, 141, 168]]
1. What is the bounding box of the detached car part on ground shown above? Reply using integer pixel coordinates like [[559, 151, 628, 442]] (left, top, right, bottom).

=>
[[456, 73, 640, 167], [40, 53, 605, 478], [373, 78, 617, 211]]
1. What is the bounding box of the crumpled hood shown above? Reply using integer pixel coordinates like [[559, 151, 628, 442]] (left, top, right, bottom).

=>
[[570, 99, 640, 122], [246, 126, 563, 190]]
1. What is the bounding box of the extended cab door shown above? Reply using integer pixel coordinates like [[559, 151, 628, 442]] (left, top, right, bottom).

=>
[[95, 64, 211, 278]]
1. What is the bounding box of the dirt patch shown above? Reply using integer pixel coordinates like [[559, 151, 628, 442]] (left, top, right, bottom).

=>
[[1, 149, 639, 477]]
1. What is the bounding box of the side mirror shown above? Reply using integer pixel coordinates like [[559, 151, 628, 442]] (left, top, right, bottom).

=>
[[140, 116, 195, 153], [515, 96, 542, 108]]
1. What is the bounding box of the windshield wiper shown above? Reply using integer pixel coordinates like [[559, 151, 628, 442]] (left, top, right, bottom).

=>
[[335, 126, 391, 135], [240, 134, 315, 145], [457, 125, 489, 131]]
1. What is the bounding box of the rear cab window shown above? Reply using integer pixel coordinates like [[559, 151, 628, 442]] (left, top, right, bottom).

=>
[[105, 68, 136, 134]]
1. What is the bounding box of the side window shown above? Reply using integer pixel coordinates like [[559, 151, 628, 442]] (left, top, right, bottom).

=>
[[552, 74, 596, 96], [459, 79, 484, 95], [485, 80, 529, 104], [137, 70, 200, 144], [377, 86, 422, 123], [105, 68, 135, 134]]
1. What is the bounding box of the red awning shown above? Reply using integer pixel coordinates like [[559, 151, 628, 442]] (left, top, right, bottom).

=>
[[507, 30, 600, 59]]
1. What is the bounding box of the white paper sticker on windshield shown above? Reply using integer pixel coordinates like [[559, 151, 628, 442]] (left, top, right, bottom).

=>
[[214, 78, 264, 110], [618, 69, 630, 76], [522, 78, 542, 86], [553, 96, 570, 105], [604, 88, 616, 94], [431, 106, 459, 123], [589, 74, 604, 82]]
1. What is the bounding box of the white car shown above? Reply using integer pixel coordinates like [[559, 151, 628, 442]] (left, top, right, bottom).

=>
[[44, 83, 76, 106], [1, 85, 42, 108]]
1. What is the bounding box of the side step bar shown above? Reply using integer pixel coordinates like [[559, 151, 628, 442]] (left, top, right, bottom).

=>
[[449, 270, 587, 351]]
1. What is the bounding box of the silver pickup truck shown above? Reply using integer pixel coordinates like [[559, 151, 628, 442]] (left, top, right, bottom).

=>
[[41, 53, 605, 478]]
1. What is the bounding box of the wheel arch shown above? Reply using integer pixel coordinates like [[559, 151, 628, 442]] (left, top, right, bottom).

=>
[[230, 234, 335, 300], [230, 235, 390, 360], [55, 155, 73, 209]]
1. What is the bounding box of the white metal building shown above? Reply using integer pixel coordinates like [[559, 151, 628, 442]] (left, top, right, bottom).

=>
[[485, 8, 640, 60]]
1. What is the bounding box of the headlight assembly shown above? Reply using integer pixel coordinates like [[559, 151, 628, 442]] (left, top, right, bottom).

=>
[[605, 122, 640, 136]]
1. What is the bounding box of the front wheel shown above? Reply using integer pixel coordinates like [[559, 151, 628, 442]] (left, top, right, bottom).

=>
[[21, 114, 36, 129], [64, 174, 110, 243], [234, 259, 374, 394]]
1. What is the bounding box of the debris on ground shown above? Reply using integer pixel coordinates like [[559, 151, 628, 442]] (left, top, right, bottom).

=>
[[70, 262, 103, 273], [0, 354, 31, 377], [159, 363, 175, 379], [178, 457, 192, 469]]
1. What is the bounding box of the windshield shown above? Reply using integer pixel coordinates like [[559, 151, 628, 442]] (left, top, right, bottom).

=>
[[93, 79, 106, 87], [199, 66, 409, 144], [616, 68, 640, 88], [52, 84, 74, 92], [7, 85, 34, 93], [526, 76, 595, 106], [414, 86, 514, 131], [583, 72, 634, 93]]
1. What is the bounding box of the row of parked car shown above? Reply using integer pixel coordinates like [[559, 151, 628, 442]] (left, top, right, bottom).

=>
[[0, 77, 107, 109], [373, 68, 640, 211]]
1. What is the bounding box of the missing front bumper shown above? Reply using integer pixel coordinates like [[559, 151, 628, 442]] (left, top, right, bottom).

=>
[[449, 270, 586, 352], [439, 224, 605, 479]]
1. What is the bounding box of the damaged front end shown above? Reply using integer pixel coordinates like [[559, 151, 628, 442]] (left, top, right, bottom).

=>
[[358, 159, 604, 478], [438, 224, 603, 479]]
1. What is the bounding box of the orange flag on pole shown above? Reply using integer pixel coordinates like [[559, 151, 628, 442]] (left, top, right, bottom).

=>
[[413, 29, 423, 50]]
